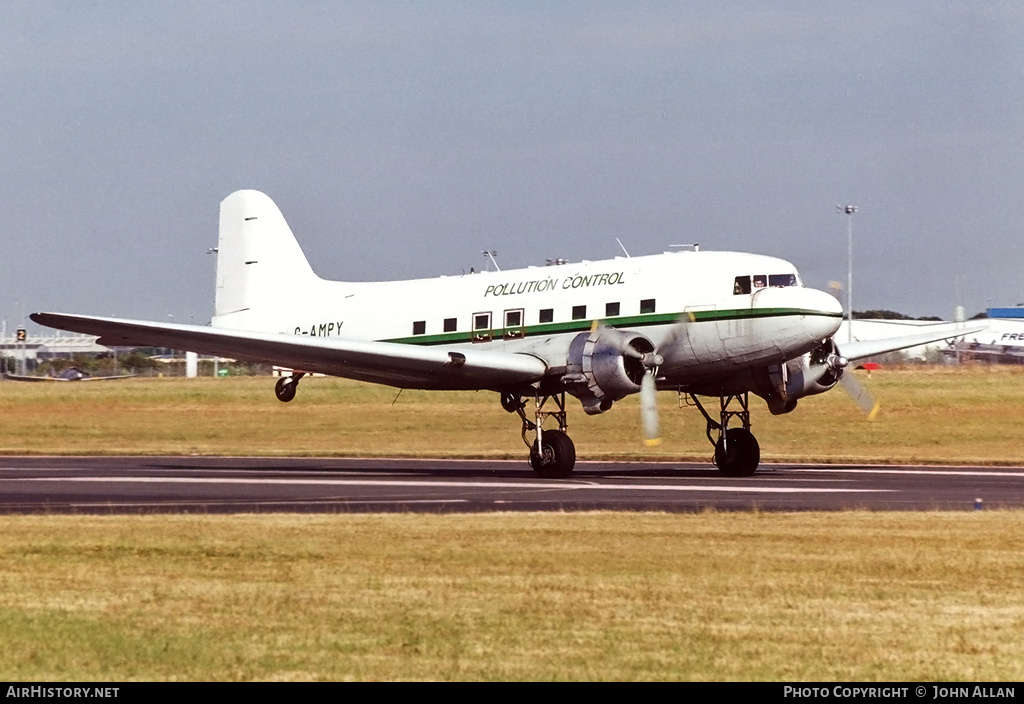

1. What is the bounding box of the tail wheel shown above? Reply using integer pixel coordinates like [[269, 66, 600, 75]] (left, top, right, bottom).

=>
[[714, 428, 760, 477], [530, 429, 576, 479]]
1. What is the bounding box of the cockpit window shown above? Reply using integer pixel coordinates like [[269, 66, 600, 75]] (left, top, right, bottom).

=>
[[736, 273, 799, 294]]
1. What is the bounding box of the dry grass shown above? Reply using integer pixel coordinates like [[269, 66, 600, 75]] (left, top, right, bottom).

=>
[[2, 368, 1022, 680], [2, 365, 1024, 464], [0, 511, 1022, 681]]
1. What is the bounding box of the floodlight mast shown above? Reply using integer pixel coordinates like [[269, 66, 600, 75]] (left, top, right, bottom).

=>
[[837, 204, 857, 343]]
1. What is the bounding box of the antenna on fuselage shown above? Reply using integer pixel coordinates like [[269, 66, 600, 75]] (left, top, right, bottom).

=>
[[669, 243, 700, 252], [482, 250, 500, 271], [615, 238, 631, 258]]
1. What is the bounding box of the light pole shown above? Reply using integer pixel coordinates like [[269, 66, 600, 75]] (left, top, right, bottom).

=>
[[837, 205, 857, 343], [482, 250, 500, 272]]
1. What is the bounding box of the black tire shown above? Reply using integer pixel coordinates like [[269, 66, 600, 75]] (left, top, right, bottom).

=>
[[275, 377, 297, 403], [530, 429, 576, 479], [714, 428, 760, 477]]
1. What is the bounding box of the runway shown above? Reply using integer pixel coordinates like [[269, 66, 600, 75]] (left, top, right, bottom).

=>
[[0, 456, 1021, 514]]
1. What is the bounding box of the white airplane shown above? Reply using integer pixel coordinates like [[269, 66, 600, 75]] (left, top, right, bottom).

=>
[[939, 317, 1024, 364], [2, 366, 134, 382], [31, 190, 975, 478]]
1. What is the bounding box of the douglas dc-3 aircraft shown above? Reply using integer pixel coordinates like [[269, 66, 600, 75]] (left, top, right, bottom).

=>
[[32, 190, 974, 478]]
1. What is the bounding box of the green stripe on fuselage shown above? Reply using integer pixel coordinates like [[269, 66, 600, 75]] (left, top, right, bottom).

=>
[[382, 307, 842, 346]]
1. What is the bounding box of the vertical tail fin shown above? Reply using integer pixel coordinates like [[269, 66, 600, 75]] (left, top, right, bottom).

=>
[[213, 190, 319, 329]]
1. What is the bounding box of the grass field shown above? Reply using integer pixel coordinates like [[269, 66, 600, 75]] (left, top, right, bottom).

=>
[[2, 365, 1023, 680], [2, 365, 1024, 464], [1, 511, 1023, 681]]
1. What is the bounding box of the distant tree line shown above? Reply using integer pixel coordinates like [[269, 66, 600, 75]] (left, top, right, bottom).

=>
[[852, 309, 990, 321], [852, 310, 944, 321]]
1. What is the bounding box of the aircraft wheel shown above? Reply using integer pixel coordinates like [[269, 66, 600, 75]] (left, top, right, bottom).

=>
[[714, 428, 760, 477], [530, 429, 576, 479], [275, 377, 297, 403]]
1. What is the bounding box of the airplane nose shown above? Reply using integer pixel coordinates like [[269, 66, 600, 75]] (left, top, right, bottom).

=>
[[751, 285, 844, 345], [795, 287, 844, 339], [802, 286, 844, 316]]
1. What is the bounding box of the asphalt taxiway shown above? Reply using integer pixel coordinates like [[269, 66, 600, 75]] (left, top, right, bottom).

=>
[[0, 456, 1020, 514]]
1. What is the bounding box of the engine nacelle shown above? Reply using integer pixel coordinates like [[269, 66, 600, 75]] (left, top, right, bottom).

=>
[[753, 339, 845, 415], [562, 328, 655, 414]]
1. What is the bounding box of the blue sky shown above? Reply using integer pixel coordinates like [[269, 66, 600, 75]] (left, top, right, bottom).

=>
[[3, 1, 1022, 328]]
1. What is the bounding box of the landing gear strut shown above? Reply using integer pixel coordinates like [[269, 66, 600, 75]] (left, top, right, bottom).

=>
[[687, 392, 760, 477], [501, 391, 576, 478], [274, 372, 306, 403]]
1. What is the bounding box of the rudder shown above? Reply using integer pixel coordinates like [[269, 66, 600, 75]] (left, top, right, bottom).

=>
[[213, 190, 319, 329]]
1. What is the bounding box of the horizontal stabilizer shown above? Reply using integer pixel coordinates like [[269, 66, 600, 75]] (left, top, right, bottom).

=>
[[30, 312, 548, 391]]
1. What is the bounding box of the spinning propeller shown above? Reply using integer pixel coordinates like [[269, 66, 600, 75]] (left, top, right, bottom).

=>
[[840, 370, 881, 419], [634, 312, 700, 445], [620, 341, 663, 446], [826, 280, 882, 420], [822, 347, 881, 419], [588, 321, 665, 445]]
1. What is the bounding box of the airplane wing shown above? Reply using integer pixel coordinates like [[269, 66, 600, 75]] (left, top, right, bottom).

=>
[[2, 373, 55, 382], [30, 312, 548, 391], [0, 373, 135, 382], [838, 325, 985, 363]]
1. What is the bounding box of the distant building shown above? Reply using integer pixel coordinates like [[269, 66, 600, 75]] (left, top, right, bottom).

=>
[[985, 307, 1024, 319], [939, 308, 1024, 364], [0, 331, 109, 369]]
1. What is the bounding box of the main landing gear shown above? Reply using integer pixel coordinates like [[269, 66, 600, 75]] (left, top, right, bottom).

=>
[[687, 392, 761, 477], [274, 372, 306, 403], [500, 389, 760, 478], [501, 391, 576, 478]]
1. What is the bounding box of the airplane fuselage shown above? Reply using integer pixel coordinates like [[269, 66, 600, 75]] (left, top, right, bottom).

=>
[[212, 248, 844, 394]]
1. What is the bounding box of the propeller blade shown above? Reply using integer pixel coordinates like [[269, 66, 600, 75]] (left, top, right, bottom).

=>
[[587, 320, 665, 445], [839, 371, 880, 420], [640, 370, 661, 446], [637, 313, 697, 447]]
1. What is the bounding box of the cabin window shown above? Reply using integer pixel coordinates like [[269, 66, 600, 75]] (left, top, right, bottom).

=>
[[472, 312, 492, 342], [539, 308, 554, 324], [412, 321, 426, 335], [572, 305, 587, 320], [443, 318, 457, 332], [752, 275, 767, 289], [733, 276, 752, 294], [605, 302, 620, 317], [505, 309, 523, 327], [503, 309, 525, 339], [769, 273, 798, 287], [640, 299, 656, 314]]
